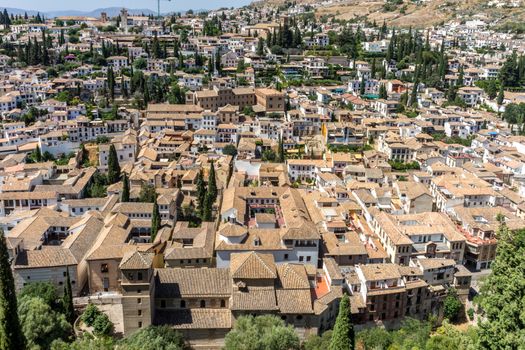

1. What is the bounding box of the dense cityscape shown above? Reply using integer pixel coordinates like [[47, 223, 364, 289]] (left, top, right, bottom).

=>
[[0, 0, 523, 349]]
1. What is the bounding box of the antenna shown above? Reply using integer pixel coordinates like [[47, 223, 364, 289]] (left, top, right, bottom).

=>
[[158, 0, 172, 19]]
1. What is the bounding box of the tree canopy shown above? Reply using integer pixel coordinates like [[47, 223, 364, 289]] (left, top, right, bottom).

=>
[[119, 325, 184, 350], [476, 227, 525, 349], [0, 234, 25, 350], [18, 296, 71, 349], [329, 294, 354, 350], [224, 315, 300, 350]]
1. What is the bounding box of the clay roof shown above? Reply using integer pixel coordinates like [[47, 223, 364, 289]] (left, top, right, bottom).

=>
[[155, 268, 231, 297], [230, 252, 277, 279]]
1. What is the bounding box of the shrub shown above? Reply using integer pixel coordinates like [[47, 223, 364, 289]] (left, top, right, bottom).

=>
[[93, 313, 113, 336], [81, 303, 101, 326], [467, 308, 474, 321]]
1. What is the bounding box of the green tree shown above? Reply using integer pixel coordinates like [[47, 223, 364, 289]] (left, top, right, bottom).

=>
[[304, 331, 333, 350], [121, 173, 130, 202], [202, 191, 213, 222], [329, 294, 355, 350], [107, 144, 121, 184], [379, 84, 388, 99], [457, 65, 464, 87], [443, 288, 462, 322], [81, 303, 100, 326], [278, 135, 285, 163], [50, 335, 114, 350], [477, 227, 525, 349], [107, 67, 115, 100], [62, 267, 75, 324], [390, 318, 432, 349], [224, 315, 300, 350], [19, 282, 57, 309], [497, 84, 505, 105], [207, 162, 217, 203], [151, 197, 161, 242], [18, 296, 71, 349], [262, 149, 277, 162], [119, 325, 184, 350], [410, 79, 419, 106], [139, 183, 157, 203], [242, 105, 255, 116], [196, 169, 206, 215], [34, 145, 43, 162], [425, 322, 479, 350], [223, 144, 238, 157], [168, 84, 185, 104], [92, 313, 113, 336], [133, 58, 147, 70], [0, 234, 25, 350], [357, 326, 392, 350], [257, 38, 265, 56]]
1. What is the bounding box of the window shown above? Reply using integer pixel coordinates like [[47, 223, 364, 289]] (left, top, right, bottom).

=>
[[180, 300, 186, 308], [200, 300, 206, 308], [284, 254, 289, 260], [137, 298, 142, 304], [138, 272, 143, 280], [306, 256, 311, 262], [128, 273, 134, 281], [63, 271, 67, 277], [138, 321, 142, 328], [100, 263, 109, 273], [138, 310, 142, 316]]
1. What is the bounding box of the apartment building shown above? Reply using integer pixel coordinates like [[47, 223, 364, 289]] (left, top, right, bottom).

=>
[[369, 209, 466, 265], [217, 187, 320, 267]]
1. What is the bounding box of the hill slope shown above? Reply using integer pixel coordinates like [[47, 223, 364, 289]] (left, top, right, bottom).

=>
[[256, 0, 525, 28]]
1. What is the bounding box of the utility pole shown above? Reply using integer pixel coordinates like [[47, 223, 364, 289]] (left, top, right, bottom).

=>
[[157, 0, 171, 19]]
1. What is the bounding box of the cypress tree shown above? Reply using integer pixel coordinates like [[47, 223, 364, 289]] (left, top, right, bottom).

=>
[[107, 67, 115, 100], [379, 84, 388, 100], [62, 266, 75, 325], [32, 145, 41, 162], [0, 233, 25, 350], [208, 162, 217, 203], [121, 173, 130, 202], [215, 50, 222, 75], [497, 84, 505, 105], [410, 80, 419, 106], [107, 144, 121, 184], [329, 294, 354, 350], [151, 197, 160, 242], [202, 192, 213, 222], [457, 65, 464, 87], [278, 135, 285, 163], [256, 38, 264, 57], [196, 169, 206, 215]]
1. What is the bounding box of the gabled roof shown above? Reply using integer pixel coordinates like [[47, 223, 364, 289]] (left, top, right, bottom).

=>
[[119, 251, 154, 270], [230, 251, 277, 279], [277, 264, 310, 289]]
